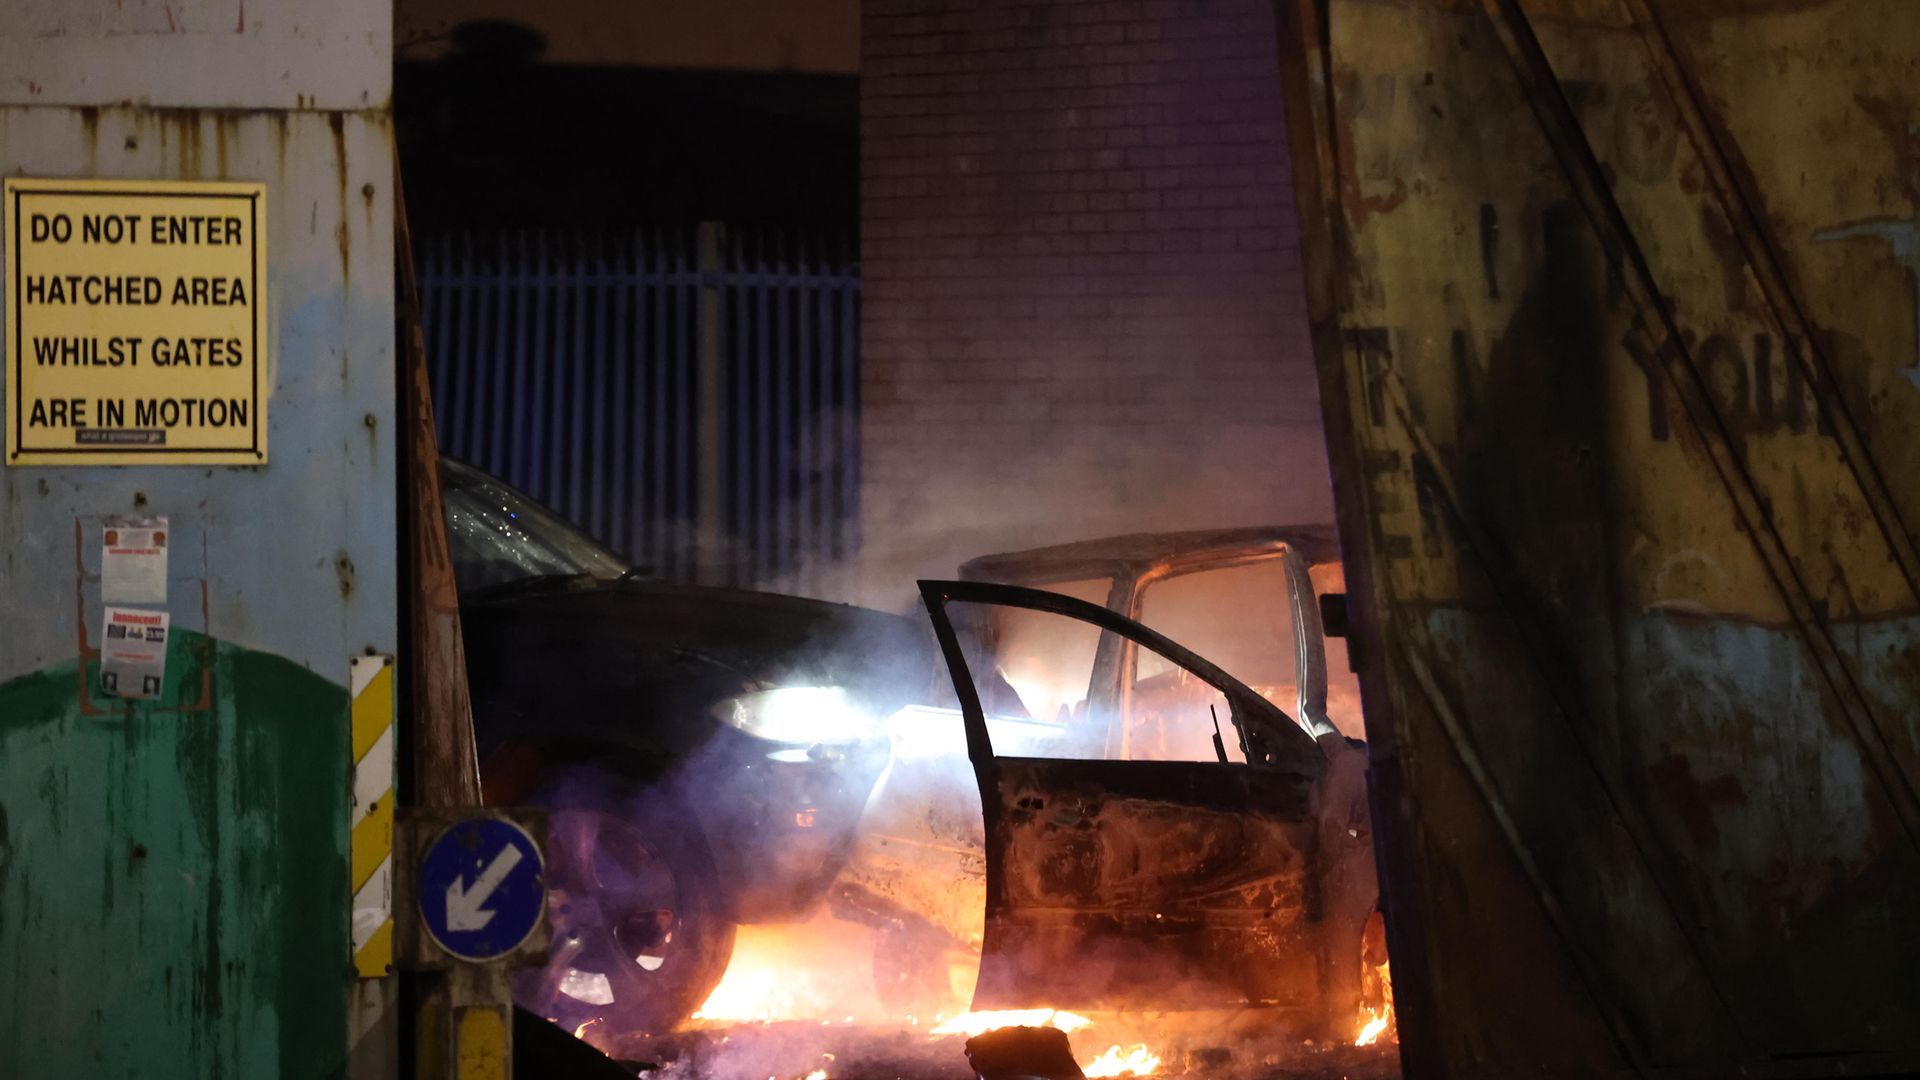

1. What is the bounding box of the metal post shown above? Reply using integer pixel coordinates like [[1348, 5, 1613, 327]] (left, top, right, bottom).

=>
[[395, 168, 526, 1080], [696, 220, 727, 584]]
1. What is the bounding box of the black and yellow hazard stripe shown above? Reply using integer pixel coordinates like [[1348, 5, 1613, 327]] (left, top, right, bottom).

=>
[[350, 655, 396, 977]]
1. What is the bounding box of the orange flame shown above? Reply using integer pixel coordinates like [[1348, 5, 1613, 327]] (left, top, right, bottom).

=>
[[1354, 947, 1396, 1046], [694, 918, 888, 1024], [1082, 1043, 1160, 1077], [1355, 1011, 1391, 1047], [927, 1008, 1093, 1038]]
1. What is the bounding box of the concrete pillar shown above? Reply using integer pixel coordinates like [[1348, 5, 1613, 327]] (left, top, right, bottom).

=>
[[0, 3, 397, 1078]]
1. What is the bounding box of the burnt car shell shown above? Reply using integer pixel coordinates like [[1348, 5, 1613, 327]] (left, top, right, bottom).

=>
[[463, 581, 935, 925], [932, 527, 1377, 1033]]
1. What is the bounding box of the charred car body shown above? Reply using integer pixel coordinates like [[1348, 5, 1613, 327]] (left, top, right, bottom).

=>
[[841, 529, 1379, 1034]]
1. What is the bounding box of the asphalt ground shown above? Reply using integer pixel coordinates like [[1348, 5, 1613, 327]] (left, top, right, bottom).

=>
[[574, 1017, 1402, 1079]]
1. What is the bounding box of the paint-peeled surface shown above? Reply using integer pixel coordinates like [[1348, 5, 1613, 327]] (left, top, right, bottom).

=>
[[1281, 0, 1920, 1072], [0, 630, 348, 1080]]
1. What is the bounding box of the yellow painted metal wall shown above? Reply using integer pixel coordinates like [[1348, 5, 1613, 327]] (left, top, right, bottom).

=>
[[1277, 0, 1920, 1073]]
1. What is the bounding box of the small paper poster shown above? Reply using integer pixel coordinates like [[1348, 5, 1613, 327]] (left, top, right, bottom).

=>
[[102, 516, 169, 604], [102, 606, 170, 700]]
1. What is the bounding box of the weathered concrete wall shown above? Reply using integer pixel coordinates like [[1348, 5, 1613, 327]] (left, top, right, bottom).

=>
[[857, 0, 1330, 607], [0, 4, 396, 1077]]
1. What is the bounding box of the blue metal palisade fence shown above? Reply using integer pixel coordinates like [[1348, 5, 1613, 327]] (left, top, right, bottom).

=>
[[418, 225, 860, 593]]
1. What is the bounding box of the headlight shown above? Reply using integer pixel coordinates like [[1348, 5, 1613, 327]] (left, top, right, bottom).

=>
[[712, 686, 880, 745]]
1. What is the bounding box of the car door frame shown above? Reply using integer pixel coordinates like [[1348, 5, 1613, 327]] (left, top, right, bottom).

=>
[[1124, 544, 1342, 741], [918, 578, 1340, 1019], [960, 534, 1343, 749]]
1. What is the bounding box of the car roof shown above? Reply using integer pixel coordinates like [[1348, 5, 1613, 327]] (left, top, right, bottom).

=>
[[959, 524, 1340, 586]]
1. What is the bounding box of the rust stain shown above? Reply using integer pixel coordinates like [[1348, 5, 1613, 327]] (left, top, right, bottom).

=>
[[1852, 92, 1920, 204], [328, 112, 348, 192], [77, 106, 100, 174], [1648, 755, 1751, 850], [149, 111, 206, 180], [329, 112, 350, 283], [1332, 68, 1411, 227], [334, 552, 356, 600]]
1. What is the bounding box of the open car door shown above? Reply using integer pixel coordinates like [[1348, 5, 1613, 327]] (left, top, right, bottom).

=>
[[919, 579, 1371, 1031]]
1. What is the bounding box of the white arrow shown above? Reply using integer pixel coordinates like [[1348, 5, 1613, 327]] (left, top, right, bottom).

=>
[[445, 844, 524, 933]]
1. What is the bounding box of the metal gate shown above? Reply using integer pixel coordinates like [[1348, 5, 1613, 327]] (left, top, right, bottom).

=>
[[419, 224, 860, 592]]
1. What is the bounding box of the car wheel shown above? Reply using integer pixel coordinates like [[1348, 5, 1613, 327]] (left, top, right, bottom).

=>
[[509, 770, 736, 1042]]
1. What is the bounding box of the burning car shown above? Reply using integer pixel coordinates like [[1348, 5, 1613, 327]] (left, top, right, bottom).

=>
[[445, 463, 1384, 1046], [839, 528, 1381, 1038], [441, 459, 940, 1036]]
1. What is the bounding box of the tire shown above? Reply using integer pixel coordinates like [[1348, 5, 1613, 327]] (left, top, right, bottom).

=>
[[509, 769, 736, 1042]]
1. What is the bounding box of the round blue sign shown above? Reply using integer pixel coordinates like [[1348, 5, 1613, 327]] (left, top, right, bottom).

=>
[[418, 818, 546, 962]]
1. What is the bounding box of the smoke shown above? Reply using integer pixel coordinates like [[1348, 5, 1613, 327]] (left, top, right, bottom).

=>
[[850, 416, 1336, 615]]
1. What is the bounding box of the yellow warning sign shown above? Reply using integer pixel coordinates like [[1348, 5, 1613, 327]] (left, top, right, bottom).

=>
[[5, 177, 267, 466]]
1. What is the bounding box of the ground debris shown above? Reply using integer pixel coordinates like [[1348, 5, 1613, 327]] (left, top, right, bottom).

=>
[[964, 1025, 1087, 1080], [602, 1017, 1400, 1079]]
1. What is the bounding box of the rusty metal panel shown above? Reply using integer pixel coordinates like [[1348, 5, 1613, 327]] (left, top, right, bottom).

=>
[[1275, 0, 1920, 1075]]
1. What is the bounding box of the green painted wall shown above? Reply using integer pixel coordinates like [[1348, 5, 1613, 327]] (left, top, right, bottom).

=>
[[0, 629, 348, 1080]]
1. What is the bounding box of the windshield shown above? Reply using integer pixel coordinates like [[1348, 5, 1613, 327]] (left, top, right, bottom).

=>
[[440, 459, 629, 592]]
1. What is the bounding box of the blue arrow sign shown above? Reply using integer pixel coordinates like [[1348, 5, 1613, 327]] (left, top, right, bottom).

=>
[[418, 817, 545, 962]]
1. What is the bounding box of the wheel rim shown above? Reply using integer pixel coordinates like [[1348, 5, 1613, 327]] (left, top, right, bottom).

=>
[[513, 807, 684, 1024]]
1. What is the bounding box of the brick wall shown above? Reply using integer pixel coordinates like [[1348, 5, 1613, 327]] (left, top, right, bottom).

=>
[[857, 0, 1330, 606]]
